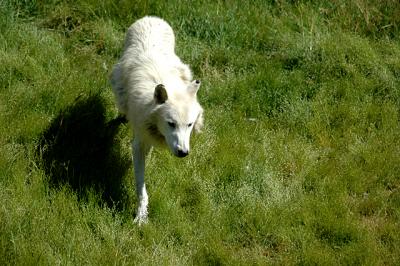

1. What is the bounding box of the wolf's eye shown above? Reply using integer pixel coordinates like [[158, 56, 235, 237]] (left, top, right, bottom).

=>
[[187, 123, 193, 127], [168, 122, 176, 128]]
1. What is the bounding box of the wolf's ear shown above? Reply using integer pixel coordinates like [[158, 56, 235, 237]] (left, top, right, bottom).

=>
[[194, 108, 204, 133], [177, 64, 192, 82], [189, 80, 201, 96], [154, 84, 168, 104]]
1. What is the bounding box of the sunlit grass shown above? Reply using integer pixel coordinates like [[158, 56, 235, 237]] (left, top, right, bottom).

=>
[[1, 0, 400, 264]]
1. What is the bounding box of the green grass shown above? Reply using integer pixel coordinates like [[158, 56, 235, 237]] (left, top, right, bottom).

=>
[[1, 0, 400, 264]]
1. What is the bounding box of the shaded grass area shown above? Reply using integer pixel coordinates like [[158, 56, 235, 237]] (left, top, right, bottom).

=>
[[37, 94, 131, 209], [1, 0, 400, 264]]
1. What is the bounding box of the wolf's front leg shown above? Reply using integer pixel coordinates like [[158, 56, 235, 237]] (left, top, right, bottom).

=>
[[132, 138, 150, 225]]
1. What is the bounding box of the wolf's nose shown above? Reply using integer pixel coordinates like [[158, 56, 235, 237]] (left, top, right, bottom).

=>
[[177, 149, 188, 158]]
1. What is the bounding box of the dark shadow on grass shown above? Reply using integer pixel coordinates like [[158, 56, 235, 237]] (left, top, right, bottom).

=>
[[36, 93, 131, 209]]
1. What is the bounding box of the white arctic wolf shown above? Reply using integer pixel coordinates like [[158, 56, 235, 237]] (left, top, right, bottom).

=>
[[110, 16, 204, 224]]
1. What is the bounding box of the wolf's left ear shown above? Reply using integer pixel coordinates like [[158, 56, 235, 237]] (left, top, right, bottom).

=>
[[154, 84, 168, 104], [177, 64, 192, 82], [189, 80, 201, 96], [194, 108, 204, 133]]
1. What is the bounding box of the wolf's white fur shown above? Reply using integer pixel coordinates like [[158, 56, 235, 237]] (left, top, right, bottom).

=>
[[110, 16, 203, 224]]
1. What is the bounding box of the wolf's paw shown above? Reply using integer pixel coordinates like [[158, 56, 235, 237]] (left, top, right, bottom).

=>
[[133, 214, 148, 225]]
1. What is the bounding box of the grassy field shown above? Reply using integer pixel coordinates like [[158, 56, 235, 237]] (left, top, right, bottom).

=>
[[1, 0, 400, 264]]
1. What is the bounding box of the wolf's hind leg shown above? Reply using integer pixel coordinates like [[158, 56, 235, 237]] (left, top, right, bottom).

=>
[[110, 63, 128, 115]]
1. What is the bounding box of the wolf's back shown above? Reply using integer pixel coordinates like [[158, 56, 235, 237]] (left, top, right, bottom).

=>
[[123, 16, 175, 55]]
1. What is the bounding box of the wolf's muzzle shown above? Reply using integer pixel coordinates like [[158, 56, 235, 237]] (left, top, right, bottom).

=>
[[176, 149, 188, 158]]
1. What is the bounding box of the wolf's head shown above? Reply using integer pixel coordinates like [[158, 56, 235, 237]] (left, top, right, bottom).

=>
[[152, 80, 203, 157]]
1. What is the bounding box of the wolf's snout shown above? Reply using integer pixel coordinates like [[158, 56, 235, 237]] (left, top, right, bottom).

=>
[[176, 149, 188, 158]]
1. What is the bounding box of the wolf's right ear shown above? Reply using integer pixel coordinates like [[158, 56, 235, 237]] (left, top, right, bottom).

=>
[[154, 84, 168, 104]]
